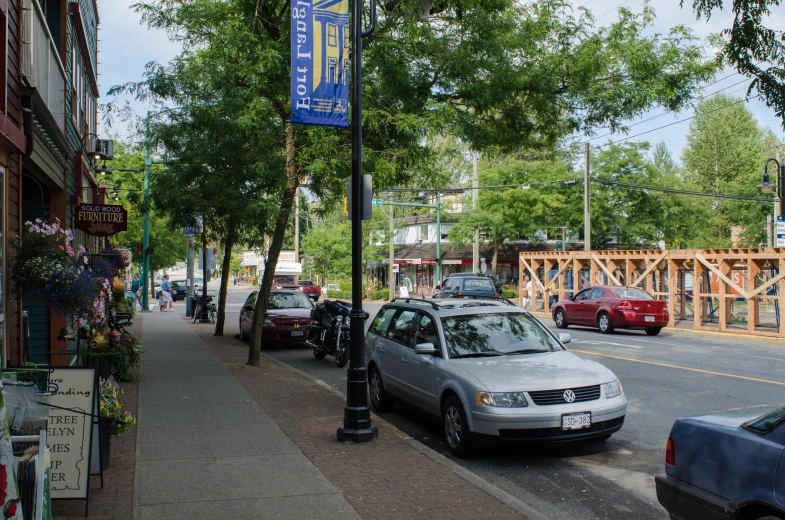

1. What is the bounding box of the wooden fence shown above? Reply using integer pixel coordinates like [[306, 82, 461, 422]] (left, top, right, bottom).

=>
[[519, 249, 785, 338]]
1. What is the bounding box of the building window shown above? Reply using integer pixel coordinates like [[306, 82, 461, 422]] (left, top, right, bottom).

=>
[[419, 225, 428, 241], [327, 23, 337, 47]]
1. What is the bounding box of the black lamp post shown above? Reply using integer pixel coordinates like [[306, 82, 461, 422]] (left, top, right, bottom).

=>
[[337, 0, 378, 443], [757, 158, 784, 216]]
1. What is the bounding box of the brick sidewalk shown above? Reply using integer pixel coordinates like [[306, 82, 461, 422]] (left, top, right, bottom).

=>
[[202, 333, 525, 520], [53, 318, 142, 520]]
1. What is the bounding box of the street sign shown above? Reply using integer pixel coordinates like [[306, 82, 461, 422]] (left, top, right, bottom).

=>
[[778, 217, 785, 247], [372, 199, 383, 207]]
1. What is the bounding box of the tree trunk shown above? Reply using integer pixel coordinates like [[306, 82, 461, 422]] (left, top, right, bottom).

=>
[[214, 224, 235, 336], [248, 122, 299, 366]]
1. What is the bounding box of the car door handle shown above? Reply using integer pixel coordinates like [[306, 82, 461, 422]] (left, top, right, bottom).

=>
[[401, 356, 408, 364], [378, 345, 385, 353]]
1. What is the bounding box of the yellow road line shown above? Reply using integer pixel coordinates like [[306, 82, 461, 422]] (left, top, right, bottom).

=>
[[571, 349, 785, 387]]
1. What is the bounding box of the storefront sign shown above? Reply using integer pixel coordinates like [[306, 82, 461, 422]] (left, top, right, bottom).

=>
[[74, 204, 128, 237], [47, 367, 97, 499]]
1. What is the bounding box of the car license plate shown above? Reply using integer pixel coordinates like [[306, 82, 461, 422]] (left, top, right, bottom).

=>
[[645, 315, 655, 322], [562, 412, 591, 430], [290, 330, 304, 337]]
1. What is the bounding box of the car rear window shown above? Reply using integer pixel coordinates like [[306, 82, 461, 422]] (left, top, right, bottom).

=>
[[299, 281, 313, 286], [269, 292, 313, 309], [742, 405, 785, 434], [276, 278, 297, 284], [463, 279, 495, 291], [612, 288, 654, 300]]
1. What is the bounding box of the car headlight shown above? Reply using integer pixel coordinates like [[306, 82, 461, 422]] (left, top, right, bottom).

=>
[[604, 380, 623, 399], [345, 316, 351, 327], [477, 392, 528, 407], [263, 319, 275, 328]]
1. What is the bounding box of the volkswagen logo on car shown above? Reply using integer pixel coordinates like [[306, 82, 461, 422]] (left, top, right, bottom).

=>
[[563, 390, 576, 403]]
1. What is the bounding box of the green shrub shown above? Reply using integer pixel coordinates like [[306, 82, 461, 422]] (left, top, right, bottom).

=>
[[339, 281, 351, 291], [501, 288, 516, 299], [327, 290, 352, 300], [252, 276, 258, 285], [367, 288, 390, 300]]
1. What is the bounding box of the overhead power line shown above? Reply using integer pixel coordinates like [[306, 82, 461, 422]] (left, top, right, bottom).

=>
[[595, 94, 761, 149], [592, 179, 776, 203]]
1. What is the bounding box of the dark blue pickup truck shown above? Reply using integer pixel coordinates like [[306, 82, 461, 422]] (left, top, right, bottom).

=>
[[656, 404, 785, 520]]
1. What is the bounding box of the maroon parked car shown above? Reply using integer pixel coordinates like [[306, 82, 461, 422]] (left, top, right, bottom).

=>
[[551, 286, 669, 335], [239, 290, 315, 343], [298, 280, 321, 301], [273, 277, 301, 290]]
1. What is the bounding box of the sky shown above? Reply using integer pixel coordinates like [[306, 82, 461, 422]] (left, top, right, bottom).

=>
[[96, 0, 784, 164]]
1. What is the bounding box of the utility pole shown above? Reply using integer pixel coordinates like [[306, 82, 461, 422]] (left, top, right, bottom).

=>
[[584, 143, 591, 252], [389, 205, 395, 301], [186, 235, 195, 317], [435, 190, 441, 285], [202, 222, 208, 297], [472, 152, 479, 273]]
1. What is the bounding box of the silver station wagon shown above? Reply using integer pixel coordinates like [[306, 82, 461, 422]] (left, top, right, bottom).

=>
[[365, 298, 627, 456]]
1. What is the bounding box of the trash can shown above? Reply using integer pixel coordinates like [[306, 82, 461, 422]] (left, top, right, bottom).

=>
[[188, 296, 197, 317]]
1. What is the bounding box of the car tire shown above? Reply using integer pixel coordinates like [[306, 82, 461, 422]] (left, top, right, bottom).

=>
[[369, 366, 395, 412], [645, 327, 662, 336], [313, 347, 327, 360], [443, 396, 472, 458], [334, 346, 349, 368], [554, 309, 568, 329], [598, 312, 614, 334]]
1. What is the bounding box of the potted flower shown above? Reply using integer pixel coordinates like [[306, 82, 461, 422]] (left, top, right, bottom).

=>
[[98, 378, 136, 469]]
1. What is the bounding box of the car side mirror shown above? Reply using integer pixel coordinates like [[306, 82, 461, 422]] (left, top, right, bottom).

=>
[[435, 285, 441, 290], [568, 296, 575, 301], [559, 333, 572, 344], [242, 304, 252, 311], [415, 342, 438, 355]]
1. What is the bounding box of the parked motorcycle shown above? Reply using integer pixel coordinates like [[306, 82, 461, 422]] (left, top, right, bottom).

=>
[[192, 294, 217, 324], [307, 300, 352, 367]]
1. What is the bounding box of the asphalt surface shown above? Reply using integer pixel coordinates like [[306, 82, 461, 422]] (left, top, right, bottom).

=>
[[188, 283, 785, 520]]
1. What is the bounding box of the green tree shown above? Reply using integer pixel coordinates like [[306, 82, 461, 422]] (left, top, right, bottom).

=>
[[681, 94, 770, 246]]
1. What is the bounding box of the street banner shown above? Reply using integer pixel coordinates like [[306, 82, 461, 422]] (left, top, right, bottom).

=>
[[290, 0, 349, 127]]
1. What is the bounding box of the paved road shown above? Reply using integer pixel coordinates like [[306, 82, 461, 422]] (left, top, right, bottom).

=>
[[202, 284, 785, 519]]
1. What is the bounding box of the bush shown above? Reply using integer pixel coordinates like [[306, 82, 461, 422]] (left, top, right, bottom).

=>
[[367, 288, 390, 301], [501, 288, 516, 299], [327, 290, 352, 300], [339, 281, 352, 291], [252, 276, 258, 285]]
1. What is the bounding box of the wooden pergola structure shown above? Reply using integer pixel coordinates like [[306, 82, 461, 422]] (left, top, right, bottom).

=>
[[519, 249, 785, 338]]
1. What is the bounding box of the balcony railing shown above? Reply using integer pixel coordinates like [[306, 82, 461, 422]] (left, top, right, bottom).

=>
[[21, 0, 67, 135]]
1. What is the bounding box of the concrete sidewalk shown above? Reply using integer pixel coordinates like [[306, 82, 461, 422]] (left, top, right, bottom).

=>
[[136, 311, 359, 520]]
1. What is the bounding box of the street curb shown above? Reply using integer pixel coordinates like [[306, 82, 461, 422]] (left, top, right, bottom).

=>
[[258, 352, 545, 520], [132, 318, 144, 520]]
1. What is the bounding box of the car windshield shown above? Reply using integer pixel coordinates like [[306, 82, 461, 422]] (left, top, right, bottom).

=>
[[441, 313, 562, 358], [299, 281, 313, 286], [268, 292, 313, 309], [276, 278, 297, 284], [612, 288, 653, 300], [742, 405, 785, 434]]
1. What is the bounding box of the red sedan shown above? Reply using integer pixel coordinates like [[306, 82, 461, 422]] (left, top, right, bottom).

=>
[[239, 290, 316, 343], [552, 286, 669, 335]]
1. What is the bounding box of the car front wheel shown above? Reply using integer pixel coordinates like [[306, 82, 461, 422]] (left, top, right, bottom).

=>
[[443, 396, 472, 457], [554, 309, 568, 329], [598, 312, 614, 334], [369, 367, 395, 412]]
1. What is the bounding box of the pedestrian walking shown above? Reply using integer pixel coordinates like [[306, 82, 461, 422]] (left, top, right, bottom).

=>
[[160, 274, 174, 312], [131, 273, 143, 310], [522, 276, 532, 310], [233, 275, 237, 286]]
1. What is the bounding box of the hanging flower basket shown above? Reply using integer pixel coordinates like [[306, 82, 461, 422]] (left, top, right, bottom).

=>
[[11, 218, 110, 325]]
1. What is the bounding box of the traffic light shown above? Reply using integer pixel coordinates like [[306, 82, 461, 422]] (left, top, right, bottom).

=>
[[137, 243, 143, 258], [343, 196, 348, 214]]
